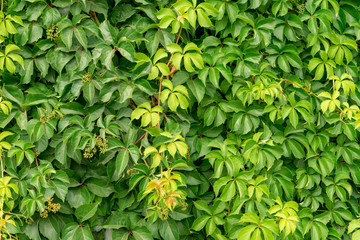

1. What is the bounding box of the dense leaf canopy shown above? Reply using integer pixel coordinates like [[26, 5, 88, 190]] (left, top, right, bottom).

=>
[[0, 0, 360, 239]]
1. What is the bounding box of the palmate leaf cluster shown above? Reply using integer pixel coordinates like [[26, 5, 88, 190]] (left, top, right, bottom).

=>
[[0, 0, 360, 239]]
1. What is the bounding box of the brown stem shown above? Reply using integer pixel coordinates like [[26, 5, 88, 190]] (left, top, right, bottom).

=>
[[90, 11, 98, 24], [0, 154, 3, 178], [129, 99, 137, 110], [32, 149, 38, 167], [156, 27, 183, 128], [143, 157, 150, 168], [151, 96, 156, 107], [1, 0, 3, 12], [280, 78, 346, 118], [280, 78, 321, 101], [134, 132, 147, 145], [157, 76, 163, 106], [157, 28, 183, 105], [168, 27, 183, 66]]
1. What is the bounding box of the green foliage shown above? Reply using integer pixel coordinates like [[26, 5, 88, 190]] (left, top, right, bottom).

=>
[[0, 0, 360, 239]]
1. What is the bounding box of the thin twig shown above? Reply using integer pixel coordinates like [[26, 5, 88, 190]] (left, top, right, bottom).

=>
[[134, 132, 147, 145], [156, 27, 183, 128], [32, 149, 38, 167], [129, 99, 137, 110], [1, 155, 3, 178], [280, 78, 322, 101], [279, 78, 346, 118], [157, 27, 183, 106]]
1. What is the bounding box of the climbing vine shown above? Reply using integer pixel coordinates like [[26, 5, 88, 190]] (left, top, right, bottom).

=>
[[0, 0, 359, 239]]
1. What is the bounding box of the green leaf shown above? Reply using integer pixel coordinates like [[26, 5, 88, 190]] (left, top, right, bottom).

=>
[[62, 223, 94, 240], [156, 62, 171, 76], [132, 227, 154, 240], [197, 9, 212, 27], [187, 78, 205, 102], [219, 181, 235, 201], [278, 55, 291, 72], [159, 220, 179, 240], [86, 178, 114, 197], [99, 20, 117, 45], [168, 93, 179, 111], [194, 200, 212, 215], [3, 85, 24, 106], [209, 67, 219, 88], [289, 109, 299, 128], [43, 7, 61, 28], [237, 225, 257, 240], [39, 216, 61, 240], [75, 203, 99, 222], [118, 41, 135, 62], [240, 212, 260, 224], [115, 149, 129, 177], [83, 82, 95, 106], [74, 27, 88, 49], [66, 187, 91, 209], [61, 28, 74, 50], [192, 215, 211, 231]]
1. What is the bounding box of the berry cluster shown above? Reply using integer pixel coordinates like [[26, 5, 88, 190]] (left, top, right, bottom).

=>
[[83, 136, 108, 158], [40, 109, 56, 123], [46, 25, 58, 41], [24, 218, 32, 224], [157, 206, 169, 220], [296, 3, 305, 14], [81, 72, 92, 83], [127, 168, 139, 177], [96, 136, 108, 154], [40, 198, 61, 218], [83, 143, 97, 158]]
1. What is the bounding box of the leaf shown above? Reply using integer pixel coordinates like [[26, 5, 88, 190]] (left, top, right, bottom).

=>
[[61, 28, 74, 50], [118, 41, 135, 62], [237, 225, 257, 240], [39, 216, 61, 240], [53, 179, 68, 202], [219, 181, 235, 201], [156, 62, 171, 75], [66, 187, 91, 209], [193, 200, 212, 215], [240, 212, 260, 224], [2, 85, 24, 106], [168, 93, 179, 111], [47, 50, 74, 73], [159, 219, 179, 240], [82, 82, 95, 106], [43, 7, 61, 28], [60, 102, 85, 115], [278, 55, 291, 72], [192, 215, 211, 231], [99, 20, 117, 44], [209, 67, 219, 88], [62, 223, 94, 240], [74, 27, 88, 49], [103, 211, 129, 229], [289, 109, 299, 128], [187, 78, 205, 102], [197, 9, 212, 27], [115, 149, 129, 177], [75, 203, 99, 222], [132, 227, 154, 240], [86, 178, 114, 197]]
